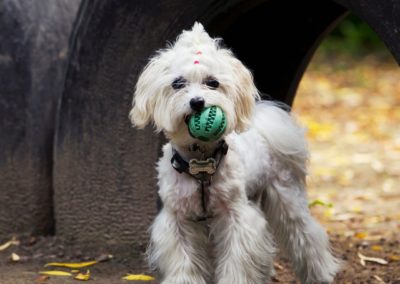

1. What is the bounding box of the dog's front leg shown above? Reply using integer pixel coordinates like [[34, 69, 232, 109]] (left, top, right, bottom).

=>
[[211, 201, 275, 284], [148, 208, 211, 284]]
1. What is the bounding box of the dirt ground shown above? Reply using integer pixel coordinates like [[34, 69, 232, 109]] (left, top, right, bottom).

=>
[[1, 53, 399, 283], [0, 233, 399, 284], [0, 230, 399, 284]]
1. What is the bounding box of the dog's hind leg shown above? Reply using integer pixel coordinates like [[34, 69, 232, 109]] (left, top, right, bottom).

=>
[[253, 101, 341, 283], [211, 201, 275, 284], [262, 177, 341, 284], [148, 208, 211, 284]]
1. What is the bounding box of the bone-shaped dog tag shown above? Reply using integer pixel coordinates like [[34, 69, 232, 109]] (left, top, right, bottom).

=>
[[189, 158, 217, 175]]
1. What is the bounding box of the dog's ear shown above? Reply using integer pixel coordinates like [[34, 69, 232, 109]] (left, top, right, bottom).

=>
[[129, 57, 165, 129], [229, 56, 260, 133]]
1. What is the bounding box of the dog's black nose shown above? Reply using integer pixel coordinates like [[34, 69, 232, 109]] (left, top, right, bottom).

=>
[[190, 97, 205, 112]]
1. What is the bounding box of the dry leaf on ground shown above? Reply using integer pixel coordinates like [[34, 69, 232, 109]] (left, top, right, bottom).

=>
[[10, 253, 20, 262], [358, 252, 388, 266], [0, 238, 20, 251], [35, 275, 50, 283], [74, 270, 91, 281], [39, 271, 72, 276], [122, 274, 155, 281], [45, 260, 98, 268]]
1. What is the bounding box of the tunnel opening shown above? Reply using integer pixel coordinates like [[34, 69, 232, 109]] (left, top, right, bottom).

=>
[[292, 13, 400, 281], [207, 0, 348, 104]]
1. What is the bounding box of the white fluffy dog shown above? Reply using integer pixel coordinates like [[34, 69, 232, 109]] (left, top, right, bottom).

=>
[[129, 23, 340, 284]]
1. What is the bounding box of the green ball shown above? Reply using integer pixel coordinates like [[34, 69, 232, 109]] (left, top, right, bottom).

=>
[[188, 106, 227, 142]]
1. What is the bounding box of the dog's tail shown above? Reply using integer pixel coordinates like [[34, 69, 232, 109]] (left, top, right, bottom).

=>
[[252, 101, 309, 180]]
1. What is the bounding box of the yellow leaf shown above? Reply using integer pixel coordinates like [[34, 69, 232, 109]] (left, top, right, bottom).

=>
[[351, 205, 363, 213], [39, 271, 72, 276], [122, 274, 155, 281], [323, 208, 335, 218], [354, 232, 367, 240], [308, 199, 333, 208], [45, 261, 98, 268], [305, 120, 335, 141], [371, 245, 383, 252], [74, 270, 91, 281], [389, 255, 400, 261]]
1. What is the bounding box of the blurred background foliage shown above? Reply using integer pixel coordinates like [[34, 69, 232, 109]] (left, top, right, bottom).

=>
[[318, 13, 389, 60]]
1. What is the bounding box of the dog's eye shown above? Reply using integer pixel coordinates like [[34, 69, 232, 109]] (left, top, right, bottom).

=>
[[204, 77, 219, 89], [172, 77, 187, 90]]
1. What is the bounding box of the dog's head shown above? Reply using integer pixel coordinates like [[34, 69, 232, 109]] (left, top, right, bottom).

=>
[[129, 23, 260, 144]]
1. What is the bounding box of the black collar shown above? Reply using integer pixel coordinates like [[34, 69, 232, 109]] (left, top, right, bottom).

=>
[[170, 140, 229, 183]]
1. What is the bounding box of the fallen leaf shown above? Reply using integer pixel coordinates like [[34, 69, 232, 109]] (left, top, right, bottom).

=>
[[35, 275, 49, 283], [389, 255, 400, 261], [10, 252, 29, 262], [354, 232, 367, 240], [323, 208, 335, 218], [309, 199, 333, 208], [45, 261, 98, 268], [10, 252, 20, 262], [371, 245, 383, 251], [358, 252, 388, 266], [74, 270, 91, 281], [373, 275, 386, 283], [330, 213, 355, 221], [305, 120, 336, 141], [363, 235, 385, 241], [122, 274, 155, 281], [39, 271, 72, 276], [351, 205, 363, 213], [0, 237, 20, 251], [96, 254, 113, 262]]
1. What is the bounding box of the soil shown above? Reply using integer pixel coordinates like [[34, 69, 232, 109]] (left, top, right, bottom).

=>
[[0, 234, 399, 283]]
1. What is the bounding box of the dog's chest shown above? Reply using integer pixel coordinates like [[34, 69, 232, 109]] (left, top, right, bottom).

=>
[[167, 179, 222, 220], [158, 139, 271, 219], [174, 163, 247, 220]]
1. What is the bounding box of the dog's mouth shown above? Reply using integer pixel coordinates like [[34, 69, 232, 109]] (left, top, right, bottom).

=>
[[184, 111, 199, 125], [184, 114, 190, 125]]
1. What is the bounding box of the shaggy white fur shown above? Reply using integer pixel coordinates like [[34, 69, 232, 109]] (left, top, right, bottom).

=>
[[129, 22, 340, 284]]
